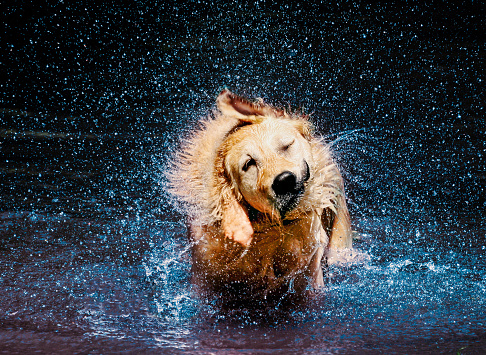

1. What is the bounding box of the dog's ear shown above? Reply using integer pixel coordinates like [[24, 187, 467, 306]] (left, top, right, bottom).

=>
[[326, 175, 352, 250], [221, 194, 253, 247], [216, 89, 284, 121], [216, 176, 254, 247], [329, 197, 352, 249], [213, 145, 254, 247]]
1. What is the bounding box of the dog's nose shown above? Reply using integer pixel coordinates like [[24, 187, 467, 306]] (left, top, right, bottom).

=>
[[272, 171, 297, 196]]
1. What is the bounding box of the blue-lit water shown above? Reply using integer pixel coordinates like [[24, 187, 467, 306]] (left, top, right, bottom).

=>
[[1, 1, 485, 353]]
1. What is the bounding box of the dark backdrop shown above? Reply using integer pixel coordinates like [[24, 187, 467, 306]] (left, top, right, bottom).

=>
[[1, 1, 484, 219]]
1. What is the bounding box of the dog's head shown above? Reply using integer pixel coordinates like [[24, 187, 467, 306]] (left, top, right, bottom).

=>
[[217, 90, 315, 222]]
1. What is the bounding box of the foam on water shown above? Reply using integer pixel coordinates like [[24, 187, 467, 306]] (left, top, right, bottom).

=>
[[143, 222, 198, 323]]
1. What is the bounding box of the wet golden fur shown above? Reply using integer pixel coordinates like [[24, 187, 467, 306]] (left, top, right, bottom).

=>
[[168, 89, 352, 300]]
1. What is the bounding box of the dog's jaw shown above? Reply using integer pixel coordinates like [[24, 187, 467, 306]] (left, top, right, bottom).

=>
[[274, 187, 305, 219]]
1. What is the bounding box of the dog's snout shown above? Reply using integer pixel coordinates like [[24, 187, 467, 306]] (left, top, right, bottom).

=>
[[272, 171, 297, 196]]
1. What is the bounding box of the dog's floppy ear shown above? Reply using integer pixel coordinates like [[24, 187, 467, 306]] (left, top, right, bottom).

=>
[[213, 144, 254, 247], [221, 193, 253, 247], [216, 89, 284, 121]]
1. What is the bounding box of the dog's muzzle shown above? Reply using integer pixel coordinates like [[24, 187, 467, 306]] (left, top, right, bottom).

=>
[[271, 162, 310, 217]]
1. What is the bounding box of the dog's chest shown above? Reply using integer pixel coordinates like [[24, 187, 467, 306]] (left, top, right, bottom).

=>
[[249, 213, 327, 272], [190, 212, 328, 289], [253, 213, 327, 246]]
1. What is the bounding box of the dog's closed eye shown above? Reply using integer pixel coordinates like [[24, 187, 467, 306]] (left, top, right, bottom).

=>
[[242, 157, 257, 172], [281, 139, 295, 152]]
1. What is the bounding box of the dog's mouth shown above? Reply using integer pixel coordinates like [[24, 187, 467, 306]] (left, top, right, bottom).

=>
[[272, 161, 310, 218], [274, 188, 305, 218]]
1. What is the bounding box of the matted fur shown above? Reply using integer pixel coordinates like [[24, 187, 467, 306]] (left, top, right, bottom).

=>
[[167, 89, 352, 300]]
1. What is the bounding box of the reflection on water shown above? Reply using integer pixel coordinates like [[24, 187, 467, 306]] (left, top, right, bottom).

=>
[[1, 1, 485, 353]]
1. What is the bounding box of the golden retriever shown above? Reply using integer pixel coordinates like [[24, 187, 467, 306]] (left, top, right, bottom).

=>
[[168, 89, 352, 301]]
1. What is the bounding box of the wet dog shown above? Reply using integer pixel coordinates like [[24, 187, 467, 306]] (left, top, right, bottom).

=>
[[168, 89, 352, 302]]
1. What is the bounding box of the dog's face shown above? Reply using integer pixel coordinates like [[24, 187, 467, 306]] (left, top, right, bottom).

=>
[[224, 118, 313, 218]]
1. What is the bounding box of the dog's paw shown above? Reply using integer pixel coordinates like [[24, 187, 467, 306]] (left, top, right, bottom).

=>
[[223, 218, 253, 247]]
